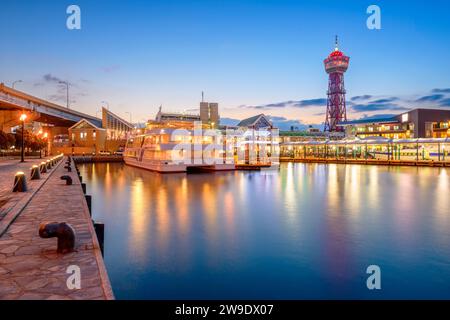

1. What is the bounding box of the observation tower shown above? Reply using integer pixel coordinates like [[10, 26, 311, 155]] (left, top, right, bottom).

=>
[[324, 36, 350, 132]]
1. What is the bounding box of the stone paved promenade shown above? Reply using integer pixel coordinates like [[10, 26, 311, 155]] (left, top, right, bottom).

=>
[[0, 157, 114, 300], [0, 157, 52, 228]]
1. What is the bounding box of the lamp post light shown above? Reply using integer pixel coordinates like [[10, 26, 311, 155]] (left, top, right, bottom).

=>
[[59, 81, 70, 109], [101, 101, 109, 110], [12, 80, 23, 89], [19, 113, 27, 162]]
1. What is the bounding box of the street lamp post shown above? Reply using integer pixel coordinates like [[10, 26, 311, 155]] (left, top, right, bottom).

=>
[[37, 129, 43, 159], [43, 132, 48, 157], [59, 81, 70, 109], [101, 101, 109, 110], [19, 113, 27, 162], [125, 112, 132, 124], [12, 80, 23, 89]]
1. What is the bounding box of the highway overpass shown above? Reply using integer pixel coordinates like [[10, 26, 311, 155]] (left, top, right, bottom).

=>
[[0, 82, 101, 130]]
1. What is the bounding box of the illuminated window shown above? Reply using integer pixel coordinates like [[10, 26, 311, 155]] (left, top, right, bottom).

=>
[[402, 113, 409, 122], [80, 132, 87, 140]]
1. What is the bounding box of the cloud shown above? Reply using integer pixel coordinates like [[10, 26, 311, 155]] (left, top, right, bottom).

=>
[[34, 74, 89, 106], [439, 98, 450, 107], [432, 88, 450, 94], [241, 98, 326, 110], [415, 94, 445, 103], [358, 113, 397, 120], [351, 103, 409, 113], [294, 98, 327, 107], [351, 95, 373, 101], [100, 65, 121, 73], [43, 74, 65, 83], [370, 97, 399, 104], [265, 115, 320, 131]]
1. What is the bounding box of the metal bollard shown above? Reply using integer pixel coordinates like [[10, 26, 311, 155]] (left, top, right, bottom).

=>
[[30, 165, 41, 180], [13, 172, 28, 192], [40, 162, 47, 173], [46, 160, 52, 170], [60, 175, 73, 185], [39, 222, 76, 254], [64, 165, 72, 172], [81, 183, 86, 194], [94, 222, 105, 256], [85, 195, 92, 216]]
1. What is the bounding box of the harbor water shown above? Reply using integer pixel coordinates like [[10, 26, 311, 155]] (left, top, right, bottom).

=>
[[79, 162, 450, 299]]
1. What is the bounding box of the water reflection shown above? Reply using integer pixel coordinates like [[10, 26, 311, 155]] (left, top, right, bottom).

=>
[[80, 162, 450, 299]]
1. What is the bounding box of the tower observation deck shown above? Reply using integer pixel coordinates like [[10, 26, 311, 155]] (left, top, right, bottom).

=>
[[324, 36, 350, 132]]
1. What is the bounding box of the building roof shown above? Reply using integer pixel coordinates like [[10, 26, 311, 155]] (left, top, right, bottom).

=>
[[237, 114, 273, 128], [102, 107, 134, 129], [338, 116, 399, 126], [69, 118, 105, 130]]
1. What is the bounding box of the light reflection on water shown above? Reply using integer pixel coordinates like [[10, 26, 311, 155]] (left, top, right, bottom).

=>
[[79, 162, 450, 299]]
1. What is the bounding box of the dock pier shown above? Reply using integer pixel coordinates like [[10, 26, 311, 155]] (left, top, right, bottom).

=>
[[0, 156, 114, 300]]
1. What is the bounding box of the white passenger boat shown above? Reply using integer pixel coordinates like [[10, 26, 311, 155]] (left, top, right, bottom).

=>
[[124, 128, 235, 173]]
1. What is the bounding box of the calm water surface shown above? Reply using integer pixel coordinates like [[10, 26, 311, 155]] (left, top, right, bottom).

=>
[[79, 162, 450, 299]]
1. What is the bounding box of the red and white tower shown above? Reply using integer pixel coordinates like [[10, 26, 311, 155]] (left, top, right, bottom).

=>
[[324, 36, 350, 132]]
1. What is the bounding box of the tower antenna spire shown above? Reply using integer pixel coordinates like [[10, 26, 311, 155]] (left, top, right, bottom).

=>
[[335, 35, 339, 51]]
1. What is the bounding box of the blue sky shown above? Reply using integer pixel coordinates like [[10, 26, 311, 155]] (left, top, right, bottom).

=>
[[1, 0, 450, 129]]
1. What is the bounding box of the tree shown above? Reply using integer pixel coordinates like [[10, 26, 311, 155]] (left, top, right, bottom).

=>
[[0, 131, 7, 149], [14, 129, 46, 152], [0, 131, 16, 150]]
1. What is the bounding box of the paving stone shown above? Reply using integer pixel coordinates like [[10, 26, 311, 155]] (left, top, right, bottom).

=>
[[0, 245, 20, 254], [0, 266, 10, 275], [0, 157, 113, 300], [0, 280, 21, 295], [24, 278, 50, 290]]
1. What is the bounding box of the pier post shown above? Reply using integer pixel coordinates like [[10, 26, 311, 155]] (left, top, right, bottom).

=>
[[94, 222, 105, 256], [85, 195, 92, 216], [30, 165, 41, 180], [40, 162, 47, 173], [13, 172, 28, 192]]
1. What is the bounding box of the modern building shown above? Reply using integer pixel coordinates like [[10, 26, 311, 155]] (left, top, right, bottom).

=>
[[200, 102, 219, 128], [153, 101, 220, 129], [155, 107, 201, 124], [102, 107, 134, 140], [339, 108, 450, 139], [52, 108, 133, 155], [66, 119, 107, 155], [234, 114, 279, 165]]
